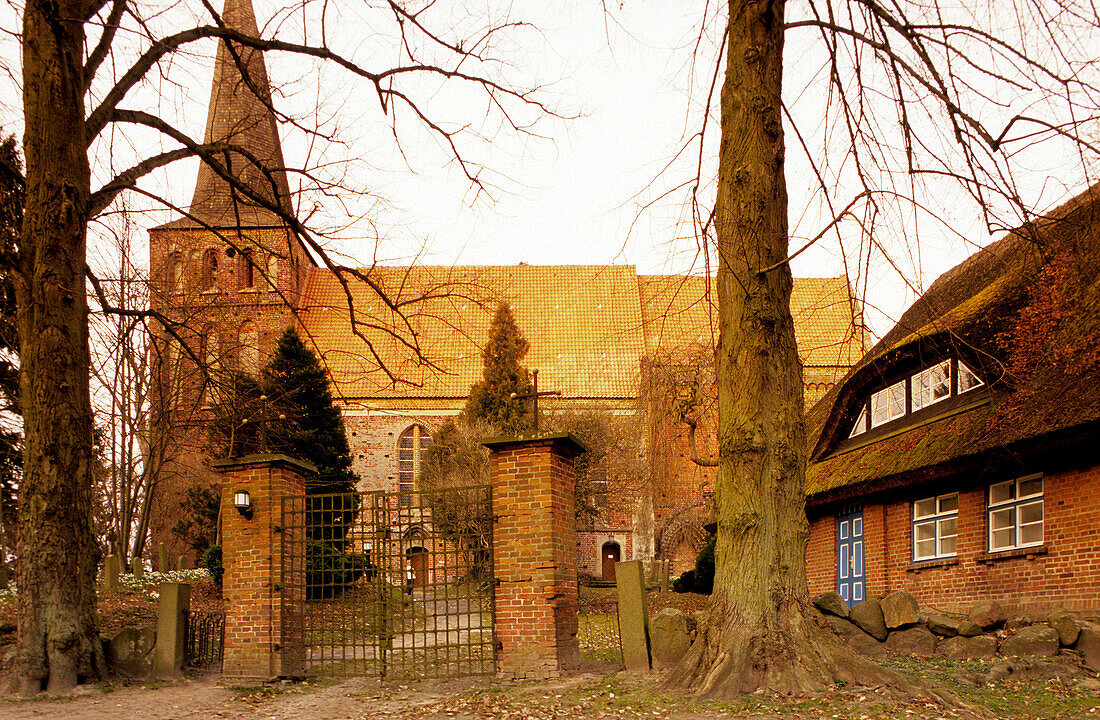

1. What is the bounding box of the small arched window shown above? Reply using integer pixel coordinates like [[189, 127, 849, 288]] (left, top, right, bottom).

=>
[[240, 249, 255, 289], [266, 253, 279, 290], [200, 248, 219, 291], [398, 425, 433, 507], [167, 252, 184, 293], [239, 321, 259, 376]]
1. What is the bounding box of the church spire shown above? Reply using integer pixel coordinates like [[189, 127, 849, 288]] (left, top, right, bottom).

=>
[[187, 0, 292, 227]]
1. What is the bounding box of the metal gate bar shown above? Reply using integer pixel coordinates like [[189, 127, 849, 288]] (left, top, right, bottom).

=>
[[281, 485, 494, 680]]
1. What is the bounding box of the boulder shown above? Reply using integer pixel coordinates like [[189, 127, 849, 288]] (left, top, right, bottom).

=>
[[885, 625, 936, 656], [105, 625, 157, 677], [1004, 616, 1032, 633], [1001, 625, 1059, 658], [938, 634, 998, 660], [812, 592, 849, 619], [968, 600, 1005, 630], [825, 616, 886, 658], [650, 608, 694, 669], [1076, 622, 1100, 672], [1048, 609, 1083, 647], [880, 590, 920, 629], [957, 620, 984, 637], [925, 613, 960, 637], [849, 598, 888, 641]]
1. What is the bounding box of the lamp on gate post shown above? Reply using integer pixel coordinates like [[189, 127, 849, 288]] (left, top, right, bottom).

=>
[[509, 369, 561, 434], [233, 490, 253, 519]]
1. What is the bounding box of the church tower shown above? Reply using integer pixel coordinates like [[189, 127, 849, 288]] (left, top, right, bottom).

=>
[[147, 0, 314, 560]]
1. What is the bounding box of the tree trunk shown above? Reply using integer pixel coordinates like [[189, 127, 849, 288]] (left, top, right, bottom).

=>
[[667, 0, 895, 695], [15, 0, 104, 693]]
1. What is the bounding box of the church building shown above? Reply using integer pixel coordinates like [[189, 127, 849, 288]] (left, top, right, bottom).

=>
[[147, 0, 869, 575]]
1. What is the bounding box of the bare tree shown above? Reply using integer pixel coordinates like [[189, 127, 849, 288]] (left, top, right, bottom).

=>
[[8, 0, 552, 693], [643, 0, 1100, 698]]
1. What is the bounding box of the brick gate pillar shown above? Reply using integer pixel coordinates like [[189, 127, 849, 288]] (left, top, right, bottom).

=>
[[211, 453, 316, 681], [483, 433, 586, 679]]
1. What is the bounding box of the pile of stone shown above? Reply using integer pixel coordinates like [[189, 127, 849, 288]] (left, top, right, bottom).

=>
[[812, 590, 1100, 670]]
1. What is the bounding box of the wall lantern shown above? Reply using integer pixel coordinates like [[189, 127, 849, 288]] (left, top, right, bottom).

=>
[[234, 490, 253, 519]]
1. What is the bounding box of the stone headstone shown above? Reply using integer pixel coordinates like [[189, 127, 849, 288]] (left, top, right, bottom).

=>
[[885, 625, 936, 656], [1075, 622, 1100, 672], [158, 542, 168, 573], [849, 598, 888, 641], [925, 613, 960, 637], [812, 591, 849, 619], [880, 590, 920, 629], [1048, 609, 1082, 647], [105, 625, 158, 677], [1001, 625, 1059, 657], [132, 562, 144, 580], [938, 634, 997, 660], [615, 560, 651, 672], [154, 582, 191, 678], [658, 560, 670, 593], [176, 555, 186, 571], [968, 600, 1005, 630], [650, 608, 693, 669], [957, 619, 984, 637], [103, 554, 121, 590]]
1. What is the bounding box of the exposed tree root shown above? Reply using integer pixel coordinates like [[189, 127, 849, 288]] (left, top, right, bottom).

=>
[[666, 601, 959, 707]]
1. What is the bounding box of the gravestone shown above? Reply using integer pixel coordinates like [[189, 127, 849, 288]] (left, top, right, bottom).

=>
[[616, 560, 650, 672], [103, 554, 121, 590], [133, 561, 144, 580], [158, 542, 168, 573]]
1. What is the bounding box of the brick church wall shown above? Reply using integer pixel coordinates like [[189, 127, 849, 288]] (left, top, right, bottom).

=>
[[807, 463, 1100, 615]]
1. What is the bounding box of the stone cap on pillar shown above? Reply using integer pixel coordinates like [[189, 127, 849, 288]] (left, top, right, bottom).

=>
[[209, 453, 318, 475], [481, 431, 587, 457]]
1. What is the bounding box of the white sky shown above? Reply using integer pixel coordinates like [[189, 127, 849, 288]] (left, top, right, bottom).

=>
[[3, 0, 1098, 339]]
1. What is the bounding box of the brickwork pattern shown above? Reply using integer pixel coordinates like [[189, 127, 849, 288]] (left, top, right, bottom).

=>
[[489, 437, 581, 679], [807, 463, 1100, 615], [216, 457, 309, 680]]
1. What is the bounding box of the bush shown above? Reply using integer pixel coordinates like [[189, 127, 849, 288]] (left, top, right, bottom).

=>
[[306, 541, 368, 600], [671, 534, 715, 594], [202, 544, 223, 587]]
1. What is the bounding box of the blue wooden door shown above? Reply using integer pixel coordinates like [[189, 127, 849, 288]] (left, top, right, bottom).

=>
[[836, 507, 865, 607]]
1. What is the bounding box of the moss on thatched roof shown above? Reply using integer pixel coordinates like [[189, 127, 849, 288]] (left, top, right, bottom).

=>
[[806, 184, 1100, 502]]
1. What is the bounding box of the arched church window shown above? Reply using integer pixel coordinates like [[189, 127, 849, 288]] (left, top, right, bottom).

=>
[[202, 326, 221, 406], [240, 249, 255, 289], [200, 248, 218, 291], [239, 322, 259, 376], [266, 253, 279, 290], [167, 252, 184, 293], [398, 425, 432, 507]]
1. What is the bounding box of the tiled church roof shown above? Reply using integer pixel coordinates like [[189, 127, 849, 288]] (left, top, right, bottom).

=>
[[299, 265, 864, 402]]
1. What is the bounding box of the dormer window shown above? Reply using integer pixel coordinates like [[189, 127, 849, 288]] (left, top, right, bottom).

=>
[[870, 380, 905, 428], [847, 358, 985, 439], [959, 361, 983, 393], [911, 360, 950, 411]]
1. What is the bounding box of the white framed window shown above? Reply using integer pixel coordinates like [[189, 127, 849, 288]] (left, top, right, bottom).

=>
[[870, 380, 906, 427], [912, 492, 958, 561], [849, 405, 869, 438], [912, 360, 951, 411], [959, 361, 984, 393], [988, 474, 1043, 551]]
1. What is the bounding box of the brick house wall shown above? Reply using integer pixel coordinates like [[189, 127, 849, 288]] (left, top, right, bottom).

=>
[[807, 462, 1100, 615]]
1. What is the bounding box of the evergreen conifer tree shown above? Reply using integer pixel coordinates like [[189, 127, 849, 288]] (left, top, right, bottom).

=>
[[462, 302, 533, 434], [262, 327, 357, 496]]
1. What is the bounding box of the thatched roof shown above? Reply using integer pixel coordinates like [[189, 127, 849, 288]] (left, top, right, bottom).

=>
[[805, 184, 1100, 506]]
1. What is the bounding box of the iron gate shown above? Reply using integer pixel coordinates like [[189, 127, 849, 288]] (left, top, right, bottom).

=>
[[280, 486, 495, 680]]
